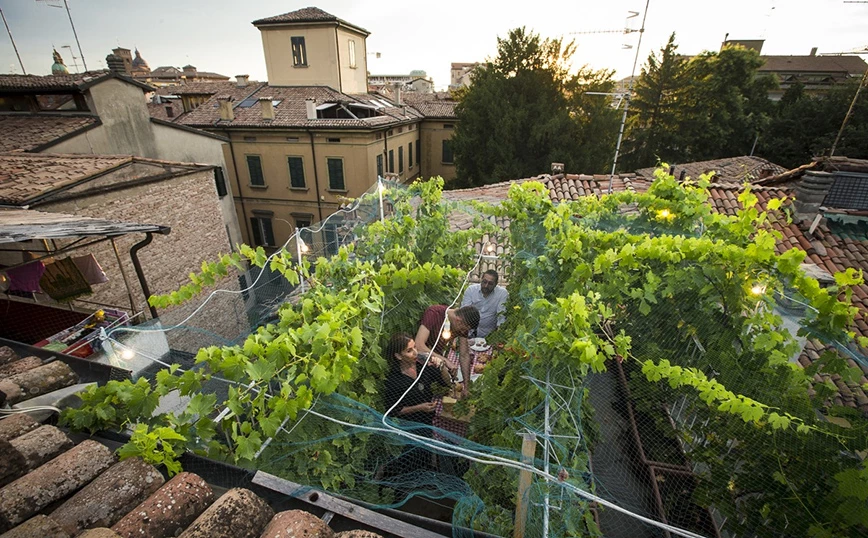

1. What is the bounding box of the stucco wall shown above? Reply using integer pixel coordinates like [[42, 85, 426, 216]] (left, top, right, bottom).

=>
[[419, 120, 457, 182], [260, 25, 339, 88], [336, 26, 368, 94]]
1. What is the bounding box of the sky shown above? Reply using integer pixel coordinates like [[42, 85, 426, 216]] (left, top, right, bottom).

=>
[[1, 0, 866, 90]]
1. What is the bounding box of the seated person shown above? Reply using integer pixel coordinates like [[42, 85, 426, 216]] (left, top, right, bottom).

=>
[[414, 305, 479, 395], [383, 333, 453, 426], [461, 270, 508, 338]]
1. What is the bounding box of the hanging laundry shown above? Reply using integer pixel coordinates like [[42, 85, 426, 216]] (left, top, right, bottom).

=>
[[5, 260, 46, 294], [72, 254, 108, 285], [40, 258, 92, 302]]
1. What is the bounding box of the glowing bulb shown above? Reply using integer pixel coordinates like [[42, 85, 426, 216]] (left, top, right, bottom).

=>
[[442, 319, 452, 340], [485, 243, 496, 254], [750, 284, 765, 296], [657, 208, 672, 219], [120, 348, 135, 360], [299, 238, 310, 254]]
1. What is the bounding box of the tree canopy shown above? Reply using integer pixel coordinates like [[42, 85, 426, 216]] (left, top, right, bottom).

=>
[[451, 28, 619, 188]]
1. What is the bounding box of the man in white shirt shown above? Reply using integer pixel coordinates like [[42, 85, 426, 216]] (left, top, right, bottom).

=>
[[461, 270, 508, 338]]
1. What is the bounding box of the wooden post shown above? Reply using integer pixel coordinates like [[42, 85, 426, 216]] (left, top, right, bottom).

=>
[[514, 433, 537, 538]]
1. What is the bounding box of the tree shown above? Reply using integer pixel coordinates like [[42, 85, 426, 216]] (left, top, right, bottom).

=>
[[759, 79, 868, 168], [452, 28, 619, 187], [621, 33, 688, 170], [623, 39, 776, 169]]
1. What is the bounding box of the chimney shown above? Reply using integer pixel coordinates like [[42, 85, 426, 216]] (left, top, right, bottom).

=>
[[793, 171, 834, 222], [392, 82, 402, 105], [106, 53, 125, 74], [305, 98, 317, 120], [551, 162, 564, 175], [259, 96, 274, 120], [217, 96, 234, 121], [236, 74, 250, 87], [810, 47, 818, 56]]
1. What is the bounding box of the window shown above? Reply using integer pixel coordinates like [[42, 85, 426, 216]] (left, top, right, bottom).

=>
[[443, 123, 454, 129], [398, 146, 404, 174], [408, 142, 413, 168], [348, 39, 357, 69], [246, 155, 265, 186], [416, 140, 421, 166], [291, 36, 308, 66], [327, 158, 345, 190], [442, 140, 454, 164], [214, 167, 228, 197], [286, 136, 300, 142], [250, 216, 275, 247], [287, 157, 306, 189], [327, 137, 341, 143], [243, 136, 257, 142], [388, 150, 394, 173], [376, 154, 384, 178]]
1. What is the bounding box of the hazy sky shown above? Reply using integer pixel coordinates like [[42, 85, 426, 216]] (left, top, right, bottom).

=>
[[1, 0, 866, 90]]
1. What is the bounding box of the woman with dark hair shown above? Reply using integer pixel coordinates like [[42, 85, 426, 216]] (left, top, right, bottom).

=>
[[383, 333, 453, 426]]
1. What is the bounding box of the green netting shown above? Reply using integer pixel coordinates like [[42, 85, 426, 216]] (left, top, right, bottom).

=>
[[71, 171, 868, 538]]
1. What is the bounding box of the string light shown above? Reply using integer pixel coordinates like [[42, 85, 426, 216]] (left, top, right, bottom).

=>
[[750, 284, 766, 296], [120, 348, 135, 360], [299, 237, 310, 254], [485, 242, 496, 254], [441, 319, 452, 340], [657, 208, 672, 220]]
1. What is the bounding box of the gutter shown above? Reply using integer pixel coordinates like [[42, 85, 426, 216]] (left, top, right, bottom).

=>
[[307, 129, 324, 221], [129, 228, 171, 319], [224, 128, 254, 244]]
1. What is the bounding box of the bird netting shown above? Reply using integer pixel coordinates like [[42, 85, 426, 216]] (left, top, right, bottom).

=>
[[65, 171, 868, 538]]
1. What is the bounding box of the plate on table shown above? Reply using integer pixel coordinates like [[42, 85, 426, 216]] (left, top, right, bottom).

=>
[[469, 338, 490, 352]]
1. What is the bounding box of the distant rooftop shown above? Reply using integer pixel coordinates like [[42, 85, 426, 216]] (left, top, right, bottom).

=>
[[251, 6, 370, 35]]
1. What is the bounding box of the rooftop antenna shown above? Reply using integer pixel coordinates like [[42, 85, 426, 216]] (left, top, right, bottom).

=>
[[0, 7, 26, 74], [607, 0, 650, 193], [61, 44, 81, 72], [35, 0, 88, 71]]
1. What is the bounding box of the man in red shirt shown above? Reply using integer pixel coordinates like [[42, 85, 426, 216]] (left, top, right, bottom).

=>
[[414, 305, 480, 395]]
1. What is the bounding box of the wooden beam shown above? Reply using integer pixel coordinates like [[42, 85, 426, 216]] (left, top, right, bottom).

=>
[[514, 433, 537, 538]]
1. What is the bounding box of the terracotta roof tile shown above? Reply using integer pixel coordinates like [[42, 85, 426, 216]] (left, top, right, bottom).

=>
[[252, 7, 370, 35], [636, 156, 786, 184], [0, 115, 99, 152], [0, 71, 152, 93]]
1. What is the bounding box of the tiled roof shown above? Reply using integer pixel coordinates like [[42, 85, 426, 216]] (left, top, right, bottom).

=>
[[178, 85, 420, 129], [0, 71, 153, 93], [252, 6, 370, 35], [0, 349, 425, 538], [759, 55, 868, 74], [146, 67, 230, 81], [400, 92, 458, 118], [0, 115, 100, 152], [146, 100, 185, 122], [0, 153, 211, 206], [755, 156, 868, 187], [0, 208, 167, 243], [636, 156, 786, 184], [155, 81, 252, 96]]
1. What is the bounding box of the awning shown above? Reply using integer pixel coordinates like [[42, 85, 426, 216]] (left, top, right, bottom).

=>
[[0, 208, 169, 243]]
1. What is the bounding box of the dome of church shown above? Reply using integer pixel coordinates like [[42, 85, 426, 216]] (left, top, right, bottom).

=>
[[132, 49, 149, 70], [51, 49, 69, 75], [409, 69, 427, 77]]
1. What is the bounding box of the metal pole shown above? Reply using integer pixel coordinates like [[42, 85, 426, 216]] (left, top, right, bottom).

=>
[[63, 0, 87, 71], [830, 68, 868, 157], [0, 8, 26, 74], [377, 176, 385, 223], [543, 369, 551, 538], [296, 230, 305, 294], [111, 238, 138, 314], [608, 0, 651, 194]]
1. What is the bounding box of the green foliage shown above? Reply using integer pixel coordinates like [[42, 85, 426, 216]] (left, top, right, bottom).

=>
[[452, 27, 619, 187], [624, 39, 776, 168]]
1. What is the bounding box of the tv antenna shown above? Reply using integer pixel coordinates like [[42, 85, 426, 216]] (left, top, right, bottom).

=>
[[35, 0, 88, 71], [61, 45, 81, 72], [0, 7, 26, 74]]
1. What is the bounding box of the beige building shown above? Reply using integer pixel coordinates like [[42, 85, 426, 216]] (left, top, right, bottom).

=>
[[450, 62, 480, 90], [168, 7, 459, 251], [0, 68, 242, 249], [108, 47, 230, 87]]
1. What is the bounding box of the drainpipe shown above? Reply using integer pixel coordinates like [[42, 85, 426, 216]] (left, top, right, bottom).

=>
[[129, 228, 170, 319], [225, 128, 253, 243], [307, 129, 324, 221]]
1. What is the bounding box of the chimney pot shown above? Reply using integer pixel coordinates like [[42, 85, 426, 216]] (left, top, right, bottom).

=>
[[392, 82, 402, 105], [551, 162, 564, 175], [217, 96, 234, 121], [810, 47, 818, 56], [236, 74, 250, 87], [305, 98, 317, 120], [259, 96, 274, 120], [793, 171, 834, 222]]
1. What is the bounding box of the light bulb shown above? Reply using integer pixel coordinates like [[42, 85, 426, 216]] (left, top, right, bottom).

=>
[[442, 319, 451, 340], [299, 239, 310, 253], [750, 284, 765, 296], [486, 243, 496, 253], [657, 209, 672, 219], [120, 348, 135, 360]]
